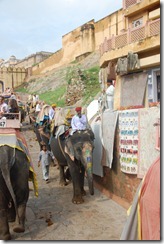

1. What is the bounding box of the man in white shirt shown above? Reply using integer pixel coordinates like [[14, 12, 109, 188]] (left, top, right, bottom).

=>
[[35, 101, 42, 116], [49, 104, 56, 121], [105, 79, 115, 110], [32, 94, 37, 108], [71, 107, 87, 134]]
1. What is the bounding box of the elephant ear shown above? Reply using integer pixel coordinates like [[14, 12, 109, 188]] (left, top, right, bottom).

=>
[[64, 139, 75, 161]]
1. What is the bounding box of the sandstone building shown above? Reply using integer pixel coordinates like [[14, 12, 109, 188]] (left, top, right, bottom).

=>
[[99, 0, 160, 108], [94, 0, 160, 203]]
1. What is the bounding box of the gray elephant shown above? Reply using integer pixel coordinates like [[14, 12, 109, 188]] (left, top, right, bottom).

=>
[[0, 145, 32, 240], [50, 129, 95, 204], [34, 122, 51, 151]]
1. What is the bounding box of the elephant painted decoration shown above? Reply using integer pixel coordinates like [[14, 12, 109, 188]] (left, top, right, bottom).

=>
[[50, 129, 95, 204], [0, 129, 38, 240]]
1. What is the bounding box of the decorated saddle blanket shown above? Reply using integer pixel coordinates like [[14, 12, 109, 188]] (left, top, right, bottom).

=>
[[0, 128, 38, 197]]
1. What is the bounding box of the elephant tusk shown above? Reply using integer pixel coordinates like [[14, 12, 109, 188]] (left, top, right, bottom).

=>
[[8, 201, 12, 208]]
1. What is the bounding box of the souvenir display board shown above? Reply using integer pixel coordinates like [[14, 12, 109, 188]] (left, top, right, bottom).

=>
[[119, 109, 139, 174]]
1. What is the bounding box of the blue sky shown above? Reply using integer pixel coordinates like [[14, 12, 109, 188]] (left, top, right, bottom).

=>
[[0, 0, 122, 60]]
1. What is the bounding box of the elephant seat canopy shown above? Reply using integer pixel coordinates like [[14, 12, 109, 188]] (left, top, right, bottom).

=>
[[54, 106, 76, 127]]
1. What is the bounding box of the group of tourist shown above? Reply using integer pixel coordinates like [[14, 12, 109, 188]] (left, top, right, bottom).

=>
[[3, 87, 13, 95], [1, 79, 114, 183], [0, 95, 19, 119], [26, 94, 89, 184], [28, 94, 40, 109], [30, 78, 115, 183]]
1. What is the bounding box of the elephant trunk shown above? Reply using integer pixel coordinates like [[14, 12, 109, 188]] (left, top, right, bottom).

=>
[[86, 163, 94, 195], [82, 143, 94, 195]]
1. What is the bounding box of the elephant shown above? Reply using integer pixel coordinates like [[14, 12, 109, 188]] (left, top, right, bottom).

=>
[[0, 145, 30, 240], [34, 122, 51, 151], [33, 121, 71, 181], [50, 129, 95, 204]]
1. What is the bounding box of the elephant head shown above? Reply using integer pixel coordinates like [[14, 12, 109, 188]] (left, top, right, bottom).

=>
[[65, 129, 95, 195], [34, 122, 51, 151]]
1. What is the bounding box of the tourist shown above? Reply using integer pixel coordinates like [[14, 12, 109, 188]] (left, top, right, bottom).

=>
[[7, 99, 19, 119], [38, 144, 56, 183], [10, 92, 17, 100], [0, 95, 8, 117], [48, 104, 56, 121], [32, 94, 37, 108], [35, 101, 42, 116]]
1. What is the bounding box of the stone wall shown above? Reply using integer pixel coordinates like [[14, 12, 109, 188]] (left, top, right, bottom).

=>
[[15, 51, 53, 69], [0, 67, 26, 92], [93, 125, 141, 204], [32, 49, 64, 75]]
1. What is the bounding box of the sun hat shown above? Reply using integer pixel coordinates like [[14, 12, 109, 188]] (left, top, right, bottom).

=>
[[51, 103, 57, 107]]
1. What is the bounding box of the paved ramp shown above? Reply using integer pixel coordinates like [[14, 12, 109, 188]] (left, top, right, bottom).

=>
[[9, 124, 127, 240]]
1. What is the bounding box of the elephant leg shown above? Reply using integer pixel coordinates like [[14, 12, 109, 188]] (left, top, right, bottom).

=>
[[72, 181, 84, 204], [79, 167, 86, 196], [59, 165, 68, 186], [0, 174, 12, 239], [67, 160, 84, 204], [10, 156, 29, 233], [13, 204, 26, 233], [0, 209, 11, 240]]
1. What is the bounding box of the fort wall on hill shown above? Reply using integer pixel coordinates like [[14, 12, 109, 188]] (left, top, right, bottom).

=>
[[32, 9, 123, 75]]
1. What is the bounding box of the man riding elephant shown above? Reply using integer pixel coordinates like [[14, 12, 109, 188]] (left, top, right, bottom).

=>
[[50, 106, 95, 204], [70, 106, 87, 135]]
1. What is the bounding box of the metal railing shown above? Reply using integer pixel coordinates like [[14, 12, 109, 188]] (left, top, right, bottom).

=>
[[0, 112, 21, 128], [100, 18, 160, 56]]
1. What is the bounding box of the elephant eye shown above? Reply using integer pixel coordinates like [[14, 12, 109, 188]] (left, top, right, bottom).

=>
[[76, 147, 82, 154]]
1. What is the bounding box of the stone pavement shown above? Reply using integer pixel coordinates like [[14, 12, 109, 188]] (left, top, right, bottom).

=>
[[9, 124, 128, 241]]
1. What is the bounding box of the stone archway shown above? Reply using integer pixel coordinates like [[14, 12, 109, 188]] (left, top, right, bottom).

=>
[[0, 80, 4, 93]]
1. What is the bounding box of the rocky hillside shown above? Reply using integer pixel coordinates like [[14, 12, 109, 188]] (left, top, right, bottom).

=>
[[15, 51, 101, 107]]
